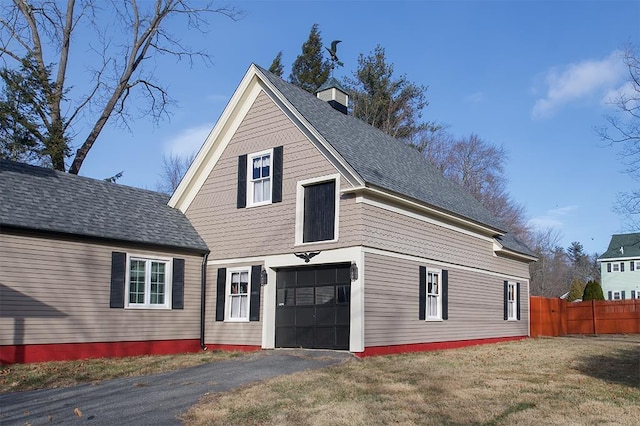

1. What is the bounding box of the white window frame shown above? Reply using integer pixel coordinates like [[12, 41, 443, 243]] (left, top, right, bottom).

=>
[[612, 263, 620, 272], [426, 269, 442, 321], [295, 174, 340, 246], [612, 291, 621, 300], [246, 148, 273, 207], [226, 267, 252, 322], [125, 254, 172, 309], [507, 281, 517, 321], [635, 261, 640, 271]]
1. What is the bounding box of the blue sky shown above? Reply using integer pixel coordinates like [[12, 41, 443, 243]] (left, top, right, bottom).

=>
[[75, 0, 639, 255]]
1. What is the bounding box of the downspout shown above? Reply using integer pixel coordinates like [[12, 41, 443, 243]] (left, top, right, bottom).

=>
[[200, 252, 209, 351]]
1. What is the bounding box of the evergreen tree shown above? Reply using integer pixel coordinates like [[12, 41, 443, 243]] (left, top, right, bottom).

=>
[[268, 51, 284, 77], [582, 280, 605, 301], [289, 24, 331, 93], [346, 45, 430, 141], [567, 278, 586, 302]]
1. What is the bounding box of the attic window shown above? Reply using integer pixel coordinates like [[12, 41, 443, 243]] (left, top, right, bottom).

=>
[[295, 174, 340, 245]]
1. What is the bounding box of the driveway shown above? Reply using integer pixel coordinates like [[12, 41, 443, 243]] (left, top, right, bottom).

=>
[[0, 349, 353, 425]]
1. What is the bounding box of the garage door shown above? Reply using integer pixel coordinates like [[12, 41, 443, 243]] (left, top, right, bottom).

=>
[[275, 263, 350, 350]]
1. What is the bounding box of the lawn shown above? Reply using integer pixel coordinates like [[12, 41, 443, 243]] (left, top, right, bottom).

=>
[[182, 336, 639, 425]]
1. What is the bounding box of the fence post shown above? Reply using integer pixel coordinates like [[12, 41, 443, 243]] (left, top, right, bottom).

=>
[[591, 300, 597, 335]]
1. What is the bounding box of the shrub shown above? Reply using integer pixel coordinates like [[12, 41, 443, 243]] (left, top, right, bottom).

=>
[[582, 280, 604, 301], [567, 279, 586, 302]]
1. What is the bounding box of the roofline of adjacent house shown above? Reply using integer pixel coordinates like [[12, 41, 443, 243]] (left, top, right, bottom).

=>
[[492, 239, 539, 262], [341, 185, 506, 237], [0, 224, 211, 256], [597, 256, 639, 262]]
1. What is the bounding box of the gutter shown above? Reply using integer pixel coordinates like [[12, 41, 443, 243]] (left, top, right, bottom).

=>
[[200, 252, 209, 351]]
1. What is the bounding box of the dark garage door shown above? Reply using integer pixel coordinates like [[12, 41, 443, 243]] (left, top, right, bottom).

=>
[[275, 263, 350, 350]]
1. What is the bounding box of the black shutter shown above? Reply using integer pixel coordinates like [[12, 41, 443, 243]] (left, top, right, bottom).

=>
[[621, 290, 626, 300], [631, 262, 635, 271], [419, 266, 426, 320], [215, 268, 227, 321], [172, 258, 185, 309], [237, 155, 247, 208], [250, 265, 262, 321], [110, 252, 126, 308], [608, 291, 612, 300], [621, 262, 625, 272], [607, 263, 611, 272], [303, 181, 335, 242], [632, 290, 636, 299], [272, 146, 283, 203], [516, 282, 521, 320], [442, 270, 448, 320], [503, 281, 509, 320]]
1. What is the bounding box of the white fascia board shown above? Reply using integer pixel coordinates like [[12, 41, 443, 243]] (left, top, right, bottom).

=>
[[598, 256, 638, 262], [169, 66, 264, 212], [253, 67, 364, 189]]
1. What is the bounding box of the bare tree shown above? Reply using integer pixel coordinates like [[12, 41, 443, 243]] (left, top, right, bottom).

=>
[[156, 152, 194, 195], [528, 228, 571, 297], [0, 0, 240, 173], [597, 44, 640, 226]]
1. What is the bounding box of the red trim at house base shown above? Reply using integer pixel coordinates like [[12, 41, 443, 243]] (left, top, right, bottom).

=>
[[355, 336, 527, 358], [204, 344, 262, 353], [1, 339, 202, 364]]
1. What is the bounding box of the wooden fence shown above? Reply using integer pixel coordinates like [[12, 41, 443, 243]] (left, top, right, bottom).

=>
[[530, 297, 640, 337]]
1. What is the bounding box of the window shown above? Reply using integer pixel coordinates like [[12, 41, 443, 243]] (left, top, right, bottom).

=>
[[126, 257, 172, 309], [237, 147, 283, 208], [249, 150, 272, 205], [613, 291, 621, 300], [296, 175, 340, 244], [504, 281, 520, 321], [613, 263, 620, 272], [419, 266, 448, 321], [215, 265, 262, 322], [426, 270, 442, 320], [228, 268, 250, 320]]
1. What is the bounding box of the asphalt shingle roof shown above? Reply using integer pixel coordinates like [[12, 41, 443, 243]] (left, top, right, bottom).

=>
[[598, 233, 640, 260], [256, 65, 535, 258], [0, 159, 209, 253]]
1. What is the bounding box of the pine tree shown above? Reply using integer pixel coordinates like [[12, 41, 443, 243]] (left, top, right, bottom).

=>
[[582, 280, 604, 301], [289, 24, 331, 93], [567, 278, 586, 302], [268, 51, 284, 77]]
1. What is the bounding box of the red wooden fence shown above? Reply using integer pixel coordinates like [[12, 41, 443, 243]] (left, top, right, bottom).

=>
[[530, 297, 640, 337]]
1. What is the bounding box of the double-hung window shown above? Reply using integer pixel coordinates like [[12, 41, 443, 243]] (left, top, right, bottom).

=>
[[127, 257, 171, 309], [426, 270, 441, 320], [504, 281, 520, 321], [249, 150, 272, 205], [228, 268, 250, 321]]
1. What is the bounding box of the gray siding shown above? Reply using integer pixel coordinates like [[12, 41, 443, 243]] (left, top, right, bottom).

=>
[[0, 231, 203, 346], [205, 265, 263, 346], [186, 91, 362, 260], [361, 201, 530, 279], [364, 252, 529, 347]]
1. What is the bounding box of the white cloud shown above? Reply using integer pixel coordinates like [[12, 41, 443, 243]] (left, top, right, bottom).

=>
[[465, 91, 484, 103], [532, 51, 626, 119], [163, 124, 211, 158], [528, 205, 578, 230]]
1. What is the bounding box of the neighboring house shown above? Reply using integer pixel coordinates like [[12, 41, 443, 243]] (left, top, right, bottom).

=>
[[169, 64, 537, 356], [0, 160, 209, 363], [598, 233, 640, 300]]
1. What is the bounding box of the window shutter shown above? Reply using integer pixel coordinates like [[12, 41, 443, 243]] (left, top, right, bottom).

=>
[[632, 290, 636, 299], [237, 155, 247, 208], [608, 291, 612, 300], [272, 146, 283, 203], [503, 281, 509, 320], [215, 268, 227, 321], [419, 266, 426, 320], [621, 290, 626, 300], [303, 181, 335, 242], [516, 282, 521, 320], [631, 262, 635, 271], [172, 258, 185, 309], [250, 265, 262, 321], [621, 262, 625, 272], [441, 270, 449, 320], [110, 252, 126, 308], [607, 263, 611, 272]]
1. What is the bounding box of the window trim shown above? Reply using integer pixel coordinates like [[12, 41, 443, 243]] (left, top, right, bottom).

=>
[[506, 281, 518, 321], [246, 148, 274, 208], [225, 267, 252, 322], [612, 263, 620, 272], [295, 174, 341, 246], [425, 268, 443, 321], [125, 254, 173, 310]]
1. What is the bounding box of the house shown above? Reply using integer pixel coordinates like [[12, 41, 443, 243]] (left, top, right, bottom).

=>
[[1, 64, 536, 363], [0, 160, 209, 363], [169, 65, 536, 356], [598, 233, 640, 300]]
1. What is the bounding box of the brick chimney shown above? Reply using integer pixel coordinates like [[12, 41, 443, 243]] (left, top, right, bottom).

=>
[[316, 77, 349, 114]]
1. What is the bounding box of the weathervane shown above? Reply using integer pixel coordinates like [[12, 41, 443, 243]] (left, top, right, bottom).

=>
[[326, 40, 344, 73]]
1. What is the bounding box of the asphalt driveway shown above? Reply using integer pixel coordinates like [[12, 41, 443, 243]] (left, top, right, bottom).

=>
[[0, 349, 353, 425]]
